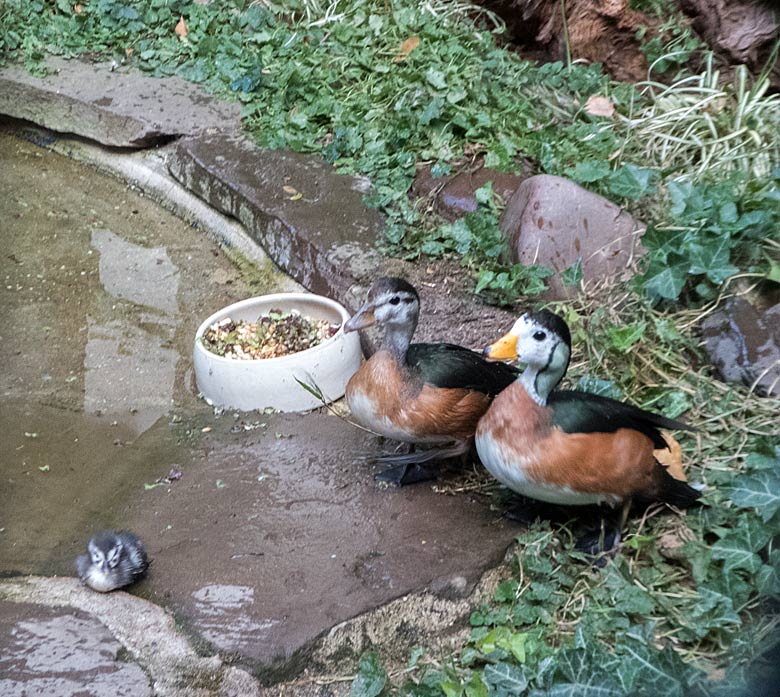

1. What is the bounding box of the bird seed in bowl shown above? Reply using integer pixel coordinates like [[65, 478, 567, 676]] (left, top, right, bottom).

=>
[[202, 310, 340, 360]]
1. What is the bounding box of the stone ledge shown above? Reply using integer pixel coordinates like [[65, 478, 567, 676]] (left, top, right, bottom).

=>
[[0, 57, 241, 147], [167, 132, 386, 309]]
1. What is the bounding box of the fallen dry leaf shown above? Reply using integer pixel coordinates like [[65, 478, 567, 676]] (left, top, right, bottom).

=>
[[282, 185, 302, 200], [174, 16, 188, 40], [394, 35, 420, 63], [654, 431, 686, 482], [657, 523, 695, 560], [584, 94, 615, 118]]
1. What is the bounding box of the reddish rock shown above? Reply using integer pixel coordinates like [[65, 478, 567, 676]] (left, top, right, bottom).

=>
[[413, 163, 527, 220], [500, 174, 645, 298], [702, 297, 780, 397]]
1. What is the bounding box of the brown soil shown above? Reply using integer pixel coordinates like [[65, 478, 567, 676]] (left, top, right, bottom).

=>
[[383, 257, 520, 351], [482, 0, 661, 82]]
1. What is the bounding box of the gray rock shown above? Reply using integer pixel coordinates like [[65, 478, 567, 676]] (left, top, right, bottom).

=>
[[0, 602, 152, 697], [702, 298, 780, 397], [499, 174, 645, 298], [167, 132, 385, 305], [0, 57, 240, 147]]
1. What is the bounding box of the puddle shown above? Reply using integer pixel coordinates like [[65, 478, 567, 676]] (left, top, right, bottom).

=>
[[191, 584, 279, 652], [0, 130, 286, 573]]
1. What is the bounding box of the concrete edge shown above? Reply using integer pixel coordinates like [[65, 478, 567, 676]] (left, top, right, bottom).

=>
[[0, 575, 261, 697], [309, 550, 513, 673], [2, 119, 302, 292]]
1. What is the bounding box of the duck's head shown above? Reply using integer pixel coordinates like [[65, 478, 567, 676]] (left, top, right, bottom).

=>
[[344, 277, 420, 333], [484, 309, 571, 378]]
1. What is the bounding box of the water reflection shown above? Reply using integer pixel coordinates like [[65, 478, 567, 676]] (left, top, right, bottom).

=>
[[85, 229, 180, 435], [191, 584, 279, 652], [91, 229, 179, 314]]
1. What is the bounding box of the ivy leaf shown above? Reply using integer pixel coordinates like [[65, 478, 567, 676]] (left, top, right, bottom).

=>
[[757, 553, 780, 597], [685, 588, 741, 637], [744, 450, 780, 472], [576, 375, 624, 400], [687, 235, 738, 283], [465, 673, 488, 697], [561, 258, 583, 286], [608, 164, 659, 199], [544, 646, 623, 696], [642, 257, 689, 301], [616, 644, 687, 697], [483, 662, 528, 696], [350, 652, 387, 697], [494, 579, 519, 603], [606, 322, 646, 352], [448, 219, 473, 255], [712, 517, 772, 573], [475, 270, 496, 294], [725, 472, 780, 521], [569, 159, 611, 183], [426, 67, 447, 89]]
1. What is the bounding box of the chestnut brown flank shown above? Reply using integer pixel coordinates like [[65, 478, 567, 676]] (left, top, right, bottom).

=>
[[478, 382, 667, 498], [348, 351, 492, 439]]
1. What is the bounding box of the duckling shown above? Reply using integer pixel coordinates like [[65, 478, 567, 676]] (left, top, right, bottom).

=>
[[344, 277, 519, 485], [76, 530, 149, 592], [476, 310, 700, 553]]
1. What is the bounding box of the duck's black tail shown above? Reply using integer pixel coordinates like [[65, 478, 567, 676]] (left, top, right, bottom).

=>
[[655, 466, 703, 508]]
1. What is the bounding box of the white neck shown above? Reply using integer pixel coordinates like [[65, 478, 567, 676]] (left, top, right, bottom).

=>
[[518, 342, 570, 405]]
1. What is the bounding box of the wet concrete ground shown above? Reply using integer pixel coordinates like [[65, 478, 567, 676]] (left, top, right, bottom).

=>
[[0, 130, 518, 689]]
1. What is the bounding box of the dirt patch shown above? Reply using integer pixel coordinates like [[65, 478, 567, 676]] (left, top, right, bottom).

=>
[[483, 0, 661, 82]]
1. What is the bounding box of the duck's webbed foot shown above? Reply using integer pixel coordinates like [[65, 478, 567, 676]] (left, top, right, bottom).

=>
[[374, 462, 440, 486], [373, 441, 470, 486], [574, 499, 632, 566]]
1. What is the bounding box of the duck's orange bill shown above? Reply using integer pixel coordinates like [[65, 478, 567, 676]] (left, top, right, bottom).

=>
[[483, 331, 518, 360]]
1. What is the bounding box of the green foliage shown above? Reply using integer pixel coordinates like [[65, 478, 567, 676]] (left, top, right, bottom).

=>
[[352, 651, 388, 697], [640, 174, 780, 302], [5, 5, 780, 692], [416, 183, 553, 303], [5, 0, 776, 305], [637, 19, 704, 75]]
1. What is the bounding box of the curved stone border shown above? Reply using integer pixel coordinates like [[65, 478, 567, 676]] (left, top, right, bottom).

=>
[[4, 120, 299, 286]]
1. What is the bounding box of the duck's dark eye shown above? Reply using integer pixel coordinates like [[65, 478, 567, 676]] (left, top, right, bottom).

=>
[[389, 296, 401, 305], [533, 330, 546, 341]]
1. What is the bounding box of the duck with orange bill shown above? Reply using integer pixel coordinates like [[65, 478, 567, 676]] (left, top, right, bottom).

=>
[[475, 309, 701, 554]]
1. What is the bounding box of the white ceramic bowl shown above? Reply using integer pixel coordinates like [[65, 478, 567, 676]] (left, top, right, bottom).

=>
[[193, 293, 362, 412]]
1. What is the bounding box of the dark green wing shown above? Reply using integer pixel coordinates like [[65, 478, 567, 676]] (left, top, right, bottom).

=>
[[547, 390, 695, 450], [406, 342, 519, 395]]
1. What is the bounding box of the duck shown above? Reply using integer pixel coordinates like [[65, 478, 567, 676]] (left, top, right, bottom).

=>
[[343, 277, 519, 485], [475, 309, 701, 553]]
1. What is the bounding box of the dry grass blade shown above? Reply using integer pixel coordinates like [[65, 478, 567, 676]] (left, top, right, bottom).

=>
[[617, 56, 780, 179]]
